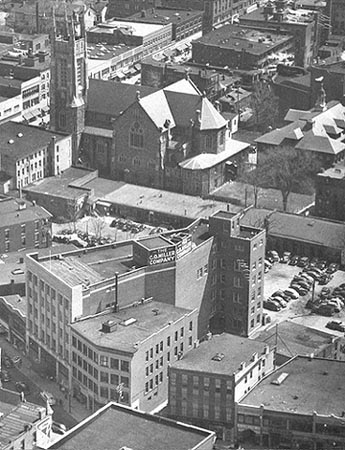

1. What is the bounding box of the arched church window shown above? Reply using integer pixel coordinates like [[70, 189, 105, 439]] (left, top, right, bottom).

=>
[[129, 122, 144, 148]]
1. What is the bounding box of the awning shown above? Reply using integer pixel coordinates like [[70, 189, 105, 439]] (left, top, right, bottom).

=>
[[41, 105, 50, 113], [134, 64, 141, 71], [122, 68, 131, 76], [115, 70, 125, 79], [22, 111, 35, 121]]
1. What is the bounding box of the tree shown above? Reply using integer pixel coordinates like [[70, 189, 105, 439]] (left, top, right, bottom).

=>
[[259, 146, 322, 212], [238, 163, 268, 208], [251, 80, 280, 131], [89, 217, 106, 240]]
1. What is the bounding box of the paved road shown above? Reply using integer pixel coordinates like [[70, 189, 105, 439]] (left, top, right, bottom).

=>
[[0, 337, 91, 428]]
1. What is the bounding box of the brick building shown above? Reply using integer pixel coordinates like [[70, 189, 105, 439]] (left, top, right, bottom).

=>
[[239, 3, 321, 68], [0, 294, 26, 351], [192, 25, 293, 71], [25, 208, 266, 408], [328, 0, 345, 36], [168, 333, 274, 439], [0, 197, 51, 253], [128, 8, 203, 41], [0, 121, 72, 189], [70, 301, 198, 412], [315, 165, 345, 221], [236, 356, 345, 450]]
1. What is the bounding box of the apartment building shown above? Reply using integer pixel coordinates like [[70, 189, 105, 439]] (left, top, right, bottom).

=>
[[168, 333, 274, 438], [0, 121, 72, 189]]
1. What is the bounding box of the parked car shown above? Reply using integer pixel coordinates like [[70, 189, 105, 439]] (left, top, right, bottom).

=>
[[52, 422, 67, 435], [271, 296, 287, 308], [272, 290, 290, 301], [284, 288, 299, 299], [327, 263, 339, 274], [326, 320, 345, 332], [289, 255, 299, 266], [290, 284, 308, 296], [267, 250, 280, 263], [317, 260, 327, 270], [304, 271, 321, 281], [40, 391, 56, 405], [320, 287, 331, 297], [295, 280, 311, 290], [264, 259, 272, 272], [299, 273, 314, 284], [264, 300, 281, 311], [15, 382, 30, 394], [314, 304, 335, 316], [297, 256, 309, 267], [11, 268, 24, 275], [319, 273, 332, 285], [281, 251, 291, 263]]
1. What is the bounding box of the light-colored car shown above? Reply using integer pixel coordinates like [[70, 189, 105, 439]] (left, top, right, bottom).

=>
[[40, 391, 56, 405], [284, 288, 299, 299]]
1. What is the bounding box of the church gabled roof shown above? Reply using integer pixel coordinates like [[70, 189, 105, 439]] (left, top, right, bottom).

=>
[[139, 90, 176, 129]]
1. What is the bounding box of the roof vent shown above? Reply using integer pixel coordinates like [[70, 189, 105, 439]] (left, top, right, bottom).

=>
[[212, 352, 225, 361], [120, 318, 137, 327], [101, 320, 117, 333], [271, 372, 289, 385], [152, 308, 159, 315], [17, 132, 23, 138], [8, 139, 14, 144]]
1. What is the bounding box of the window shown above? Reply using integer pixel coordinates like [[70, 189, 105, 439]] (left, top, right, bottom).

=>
[[121, 360, 129, 372], [110, 374, 119, 385], [167, 336, 171, 347], [100, 355, 109, 367], [100, 371, 109, 383], [129, 121, 144, 148], [197, 267, 203, 279], [189, 321, 193, 331]]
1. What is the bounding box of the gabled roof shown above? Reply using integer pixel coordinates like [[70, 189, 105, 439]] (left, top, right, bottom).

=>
[[87, 79, 157, 117], [295, 130, 345, 154], [164, 91, 201, 127], [163, 77, 201, 96], [198, 97, 227, 130], [255, 120, 305, 146]]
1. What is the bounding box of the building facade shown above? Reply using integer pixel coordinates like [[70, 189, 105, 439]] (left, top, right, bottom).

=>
[[0, 197, 51, 253], [0, 121, 72, 189], [315, 166, 345, 221], [70, 301, 198, 412], [168, 334, 274, 439]]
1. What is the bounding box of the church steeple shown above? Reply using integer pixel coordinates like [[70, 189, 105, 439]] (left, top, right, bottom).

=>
[[50, 7, 88, 164]]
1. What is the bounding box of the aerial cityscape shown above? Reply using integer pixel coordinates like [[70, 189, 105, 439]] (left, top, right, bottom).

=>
[[0, 0, 344, 448]]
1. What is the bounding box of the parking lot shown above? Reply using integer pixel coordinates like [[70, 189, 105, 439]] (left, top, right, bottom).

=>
[[262, 262, 345, 336]]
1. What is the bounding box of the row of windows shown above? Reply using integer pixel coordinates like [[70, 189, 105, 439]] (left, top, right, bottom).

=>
[[145, 372, 164, 393], [145, 324, 193, 361]]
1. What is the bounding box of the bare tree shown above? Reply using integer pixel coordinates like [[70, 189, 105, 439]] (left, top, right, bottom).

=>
[[89, 217, 106, 240], [251, 81, 279, 131], [238, 164, 268, 208], [259, 146, 322, 212]]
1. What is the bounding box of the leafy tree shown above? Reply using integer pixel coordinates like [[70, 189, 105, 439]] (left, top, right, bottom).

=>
[[251, 81, 279, 131], [258, 146, 322, 212]]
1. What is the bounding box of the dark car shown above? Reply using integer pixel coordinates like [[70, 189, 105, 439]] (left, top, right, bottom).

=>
[[319, 274, 332, 285], [317, 260, 327, 270], [289, 255, 299, 266], [314, 304, 335, 316], [290, 284, 308, 296], [15, 382, 30, 395], [327, 263, 339, 274], [326, 321, 345, 332], [297, 256, 309, 268], [272, 290, 290, 301], [295, 280, 311, 290], [263, 300, 280, 311]]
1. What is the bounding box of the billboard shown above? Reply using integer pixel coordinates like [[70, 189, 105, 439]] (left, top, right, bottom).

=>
[[148, 246, 176, 265]]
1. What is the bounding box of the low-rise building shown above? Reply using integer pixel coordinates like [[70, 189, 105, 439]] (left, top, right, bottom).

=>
[[255, 99, 345, 169], [168, 333, 274, 439], [315, 165, 345, 221], [236, 356, 345, 449], [0, 387, 53, 450], [48, 401, 216, 450], [0, 121, 72, 189], [242, 207, 345, 264], [192, 25, 294, 71], [255, 321, 345, 366], [0, 197, 51, 253], [128, 7, 203, 41], [70, 301, 198, 412]]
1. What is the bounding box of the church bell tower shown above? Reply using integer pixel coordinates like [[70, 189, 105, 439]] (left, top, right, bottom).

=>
[[50, 8, 88, 164]]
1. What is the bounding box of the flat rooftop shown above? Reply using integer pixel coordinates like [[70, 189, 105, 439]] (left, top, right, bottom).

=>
[[1, 294, 26, 317], [50, 402, 215, 450], [0, 197, 51, 227], [90, 20, 165, 37], [129, 7, 203, 25], [255, 321, 337, 359], [87, 42, 136, 61], [0, 388, 46, 447], [241, 7, 316, 25], [71, 301, 195, 354], [101, 182, 241, 219], [240, 356, 345, 417], [194, 25, 292, 55], [171, 333, 268, 375], [139, 235, 173, 250]]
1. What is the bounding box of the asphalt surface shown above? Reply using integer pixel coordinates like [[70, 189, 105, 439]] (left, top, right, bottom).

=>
[[260, 262, 345, 336]]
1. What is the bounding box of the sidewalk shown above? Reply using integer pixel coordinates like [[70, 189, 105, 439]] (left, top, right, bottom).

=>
[[0, 337, 90, 423]]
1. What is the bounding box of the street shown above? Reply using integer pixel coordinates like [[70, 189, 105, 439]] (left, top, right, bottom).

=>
[[0, 336, 90, 429]]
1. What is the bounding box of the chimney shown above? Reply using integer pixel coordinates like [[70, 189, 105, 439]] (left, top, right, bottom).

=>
[[195, 109, 201, 124]]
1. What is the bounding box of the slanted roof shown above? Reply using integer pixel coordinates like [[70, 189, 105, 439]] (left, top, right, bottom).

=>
[[87, 79, 157, 116], [199, 97, 227, 130], [164, 91, 201, 128], [163, 77, 201, 96], [255, 120, 305, 146], [139, 89, 176, 129], [295, 130, 345, 154], [179, 139, 249, 170]]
